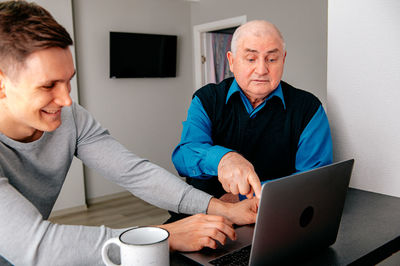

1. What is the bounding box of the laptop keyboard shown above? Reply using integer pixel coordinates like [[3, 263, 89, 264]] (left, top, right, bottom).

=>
[[209, 245, 251, 266]]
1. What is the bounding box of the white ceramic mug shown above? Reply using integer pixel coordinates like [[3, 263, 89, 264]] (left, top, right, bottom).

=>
[[102, 226, 170, 266]]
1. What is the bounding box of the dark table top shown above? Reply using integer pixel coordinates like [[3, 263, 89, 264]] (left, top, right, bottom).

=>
[[171, 188, 400, 265]]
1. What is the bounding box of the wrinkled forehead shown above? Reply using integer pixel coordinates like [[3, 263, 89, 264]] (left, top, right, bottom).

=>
[[237, 31, 284, 52], [234, 21, 285, 52], [239, 20, 281, 37]]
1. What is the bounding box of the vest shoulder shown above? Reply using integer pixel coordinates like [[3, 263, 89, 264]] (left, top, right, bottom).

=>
[[281, 81, 321, 108], [193, 78, 234, 121], [194, 78, 234, 100]]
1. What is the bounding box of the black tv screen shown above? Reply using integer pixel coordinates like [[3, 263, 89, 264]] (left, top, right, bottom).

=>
[[110, 32, 177, 78]]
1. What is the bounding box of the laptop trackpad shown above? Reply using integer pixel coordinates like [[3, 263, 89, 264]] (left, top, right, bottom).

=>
[[180, 224, 254, 264]]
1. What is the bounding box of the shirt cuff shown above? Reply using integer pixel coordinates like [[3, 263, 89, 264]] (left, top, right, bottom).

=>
[[178, 186, 213, 214], [202, 145, 233, 176]]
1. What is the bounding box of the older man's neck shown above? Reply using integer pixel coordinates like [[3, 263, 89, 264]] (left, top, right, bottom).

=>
[[250, 98, 266, 108], [243, 94, 266, 109], [242, 91, 269, 109]]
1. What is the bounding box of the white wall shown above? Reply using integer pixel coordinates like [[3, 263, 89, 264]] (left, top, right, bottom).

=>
[[72, 0, 193, 199], [190, 0, 328, 106], [328, 0, 400, 197]]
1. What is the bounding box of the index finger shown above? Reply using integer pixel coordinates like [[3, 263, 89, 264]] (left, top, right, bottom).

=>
[[247, 172, 262, 199], [245, 187, 254, 199]]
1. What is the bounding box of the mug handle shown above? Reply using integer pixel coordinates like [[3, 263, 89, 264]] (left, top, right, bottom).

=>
[[101, 238, 121, 266]]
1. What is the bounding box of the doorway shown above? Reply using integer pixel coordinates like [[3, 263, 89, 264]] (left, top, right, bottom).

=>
[[202, 27, 237, 85], [193, 15, 247, 90]]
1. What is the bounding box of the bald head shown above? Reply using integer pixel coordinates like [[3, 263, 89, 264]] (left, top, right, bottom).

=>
[[231, 20, 285, 55], [226, 19, 287, 107]]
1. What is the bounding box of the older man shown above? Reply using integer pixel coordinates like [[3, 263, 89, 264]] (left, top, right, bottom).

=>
[[170, 20, 332, 220], [0, 1, 258, 265]]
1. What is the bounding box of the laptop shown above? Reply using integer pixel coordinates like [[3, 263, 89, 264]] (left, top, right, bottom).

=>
[[179, 159, 355, 266]]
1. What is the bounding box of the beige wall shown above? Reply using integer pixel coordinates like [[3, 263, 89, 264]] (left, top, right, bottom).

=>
[[72, 0, 193, 199]]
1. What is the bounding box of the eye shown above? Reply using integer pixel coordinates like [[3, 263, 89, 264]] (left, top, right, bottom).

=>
[[43, 83, 55, 89], [268, 58, 277, 63]]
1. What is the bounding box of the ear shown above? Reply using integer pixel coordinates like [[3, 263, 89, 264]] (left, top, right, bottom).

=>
[[0, 70, 7, 99], [226, 51, 235, 73], [282, 50, 287, 64]]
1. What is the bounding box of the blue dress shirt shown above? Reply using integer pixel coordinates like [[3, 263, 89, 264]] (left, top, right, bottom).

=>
[[172, 80, 333, 184]]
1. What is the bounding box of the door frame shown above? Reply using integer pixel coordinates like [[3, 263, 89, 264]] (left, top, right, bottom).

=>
[[193, 15, 247, 90]]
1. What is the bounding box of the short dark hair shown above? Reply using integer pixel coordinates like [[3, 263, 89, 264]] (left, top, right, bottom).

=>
[[0, 0, 73, 76]]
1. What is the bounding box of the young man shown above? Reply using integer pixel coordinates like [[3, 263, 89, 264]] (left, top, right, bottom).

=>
[[0, 1, 257, 265]]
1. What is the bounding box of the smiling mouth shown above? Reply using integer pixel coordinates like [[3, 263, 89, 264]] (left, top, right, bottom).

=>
[[41, 109, 61, 115]]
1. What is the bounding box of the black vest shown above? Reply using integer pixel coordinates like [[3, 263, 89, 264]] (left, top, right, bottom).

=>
[[187, 77, 321, 197]]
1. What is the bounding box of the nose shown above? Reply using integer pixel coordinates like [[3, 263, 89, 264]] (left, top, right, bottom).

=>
[[255, 60, 269, 75], [54, 83, 72, 107]]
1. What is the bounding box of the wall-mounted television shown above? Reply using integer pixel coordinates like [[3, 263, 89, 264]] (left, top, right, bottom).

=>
[[110, 32, 177, 78]]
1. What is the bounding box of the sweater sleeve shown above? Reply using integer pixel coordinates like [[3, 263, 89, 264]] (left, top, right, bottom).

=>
[[0, 177, 127, 265], [73, 103, 212, 215], [0, 102, 212, 265]]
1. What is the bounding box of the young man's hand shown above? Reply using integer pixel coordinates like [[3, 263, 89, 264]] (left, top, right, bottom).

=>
[[158, 214, 236, 252], [219, 192, 240, 203], [159, 195, 258, 252], [207, 197, 258, 226]]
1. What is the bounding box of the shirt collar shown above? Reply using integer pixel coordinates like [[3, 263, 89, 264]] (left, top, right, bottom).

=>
[[226, 79, 286, 109]]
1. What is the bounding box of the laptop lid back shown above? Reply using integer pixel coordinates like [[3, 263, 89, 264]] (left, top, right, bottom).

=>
[[250, 159, 354, 265]]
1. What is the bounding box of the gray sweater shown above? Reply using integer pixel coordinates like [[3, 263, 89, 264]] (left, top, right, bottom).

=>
[[0, 102, 211, 265]]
